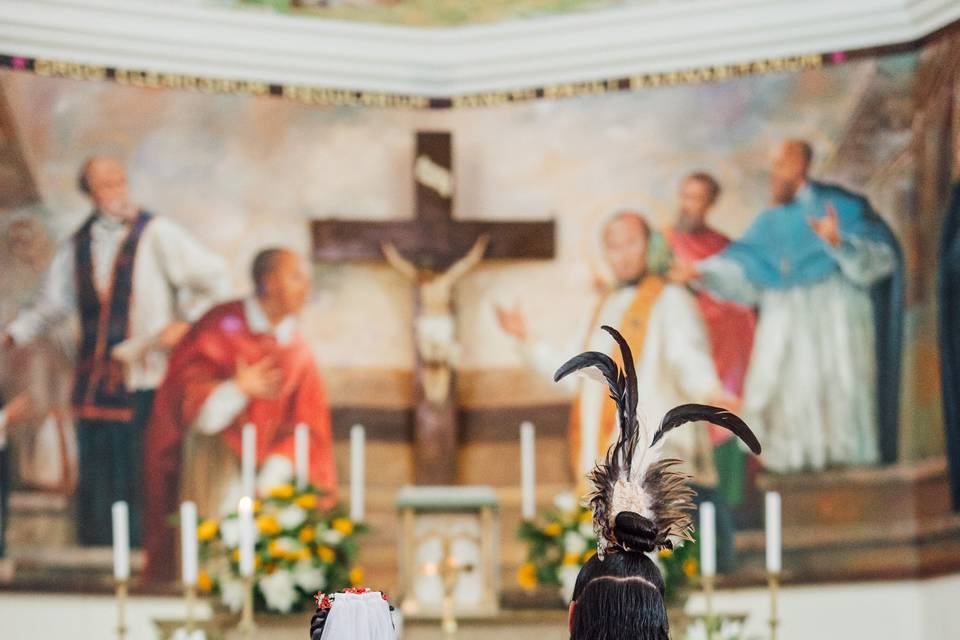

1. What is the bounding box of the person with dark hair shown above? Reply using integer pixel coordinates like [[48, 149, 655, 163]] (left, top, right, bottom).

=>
[[555, 326, 762, 640], [496, 211, 738, 492], [671, 139, 903, 472], [143, 247, 337, 582], [1, 155, 226, 547]]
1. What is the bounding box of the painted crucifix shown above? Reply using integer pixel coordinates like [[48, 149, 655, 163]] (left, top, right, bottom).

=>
[[311, 131, 555, 483]]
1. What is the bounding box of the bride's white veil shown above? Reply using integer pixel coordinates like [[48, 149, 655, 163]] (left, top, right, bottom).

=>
[[319, 591, 396, 640]]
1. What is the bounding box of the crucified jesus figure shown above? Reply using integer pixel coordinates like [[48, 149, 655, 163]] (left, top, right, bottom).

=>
[[381, 234, 489, 405]]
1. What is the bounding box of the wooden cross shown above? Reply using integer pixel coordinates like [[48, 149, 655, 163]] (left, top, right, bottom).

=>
[[311, 131, 555, 483]]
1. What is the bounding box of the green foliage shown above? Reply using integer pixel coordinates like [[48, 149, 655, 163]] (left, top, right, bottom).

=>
[[516, 492, 700, 605]]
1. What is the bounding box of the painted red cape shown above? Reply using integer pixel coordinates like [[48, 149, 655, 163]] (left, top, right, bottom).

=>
[[666, 226, 757, 443], [142, 300, 336, 582]]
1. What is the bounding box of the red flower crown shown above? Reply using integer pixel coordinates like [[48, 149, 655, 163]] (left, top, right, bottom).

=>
[[315, 587, 389, 610]]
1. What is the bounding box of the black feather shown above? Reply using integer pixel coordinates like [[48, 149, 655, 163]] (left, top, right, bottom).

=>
[[553, 350, 619, 387], [650, 403, 761, 455], [553, 327, 639, 472], [555, 326, 642, 551]]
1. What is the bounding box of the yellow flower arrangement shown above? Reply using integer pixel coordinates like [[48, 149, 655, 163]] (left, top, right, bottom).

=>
[[517, 562, 538, 590], [197, 569, 213, 593], [518, 494, 597, 599], [256, 514, 281, 535], [196, 483, 368, 614], [318, 546, 336, 563], [267, 539, 286, 558], [349, 567, 365, 586], [332, 517, 354, 536], [197, 519, 219, 541], [519, 493, 700, 606], [296, 494, 318, 509], [270, 484, 295, 499]]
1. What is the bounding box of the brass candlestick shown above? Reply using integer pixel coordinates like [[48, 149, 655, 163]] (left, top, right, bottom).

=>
[[184, 584, 197, 632], [115, 579, 129, 640], [702, 574, 716, 640], [236, 576, 256, 634], [768, 572, 781, 640]]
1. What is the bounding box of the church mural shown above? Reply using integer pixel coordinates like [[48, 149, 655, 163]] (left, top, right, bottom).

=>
[[212, 0, 652, 27], [0, 34, 957, 593]]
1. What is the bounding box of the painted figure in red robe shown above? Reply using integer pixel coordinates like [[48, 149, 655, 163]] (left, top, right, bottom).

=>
[[143, 248, 336, 582]]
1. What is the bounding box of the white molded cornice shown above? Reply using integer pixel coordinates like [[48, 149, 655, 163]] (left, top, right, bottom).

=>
[[0, 0, 958, 96]]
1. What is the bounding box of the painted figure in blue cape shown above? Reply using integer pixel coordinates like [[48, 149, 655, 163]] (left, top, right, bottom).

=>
[[672, 140, 903, 472]]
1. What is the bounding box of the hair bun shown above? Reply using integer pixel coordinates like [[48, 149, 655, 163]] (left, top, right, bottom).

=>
[[613, 511, 658, 553]]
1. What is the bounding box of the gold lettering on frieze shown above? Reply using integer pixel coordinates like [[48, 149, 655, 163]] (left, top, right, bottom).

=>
[[22, 52, 825, 109], [34, 59, 106, 81]]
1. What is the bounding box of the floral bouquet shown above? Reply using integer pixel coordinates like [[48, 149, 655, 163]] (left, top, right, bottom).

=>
[[197, 483, 368, 614], [654, 535, 700, 605], [516, 492, 598, 602], [517, 491, 701, 605]]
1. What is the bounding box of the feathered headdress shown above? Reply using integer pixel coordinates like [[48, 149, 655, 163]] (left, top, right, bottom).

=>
[[554, 325, 761, 557]]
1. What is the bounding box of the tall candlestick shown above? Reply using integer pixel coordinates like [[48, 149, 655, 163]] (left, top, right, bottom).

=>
[[350, 424, 366, 523], [765, 491, 782, 573], [112, 501, 130, 581], [241, 423, 256, 498], [520, 421, 536, 520], [699, 501, 716, 578], [295, 423, 309, 490], [238, 496, 255, 577], [180, 501, 198, 586]]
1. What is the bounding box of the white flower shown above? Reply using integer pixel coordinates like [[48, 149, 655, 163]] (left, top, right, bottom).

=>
[[553, 492, 578, 514], [320, 528, 344, 546], [220, 577, 245, 612], [578, 521, 594, 539], [272, 536, 299, 555], [563, 531, 588, 556], [558, 564, 580, 603], [682, 620, 709, 640], [220, 518, 240, 549], [277, 505, 308, 531], [293, 560, 326, 592], [258, 570, 299, 614]]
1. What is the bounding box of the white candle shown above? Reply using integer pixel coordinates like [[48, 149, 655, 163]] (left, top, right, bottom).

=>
[[238, 496, 255, 577], [520, 421, 536, 520], [350, 424, 365, 523], [180, 501, 198, 587], [765, 491, 782, 574], [241, 423, 256, 498], [699, 501, 716, 578], [111, 501, 130, 581], [295, 423, 310, 490]]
